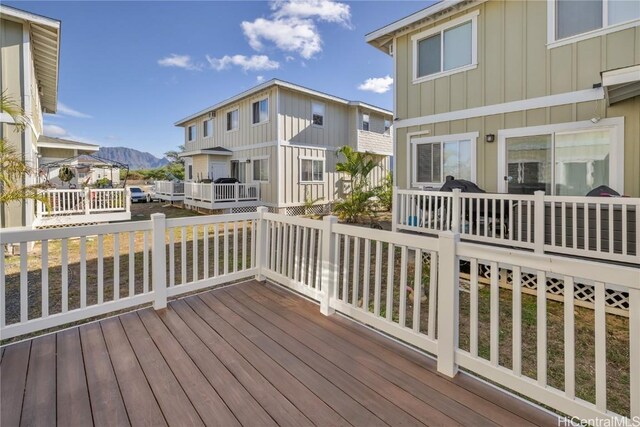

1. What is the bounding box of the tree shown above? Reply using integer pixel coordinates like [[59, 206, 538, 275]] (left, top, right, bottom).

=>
[[164, 144, 185, 165], [332, 146, 379, 223], [0, 91, 48, 208]]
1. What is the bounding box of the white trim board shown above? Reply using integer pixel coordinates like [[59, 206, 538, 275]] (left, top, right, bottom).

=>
[[395, 88, 605, 129]]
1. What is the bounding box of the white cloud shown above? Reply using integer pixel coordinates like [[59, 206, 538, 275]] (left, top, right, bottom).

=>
[[272, 0, 352, 27], [256, 75, 265, 83], [285, 55, 295, 62], [57, 102, 92, 119], [206, 54, 280, 72], [241, 0, 351, 59], [358, 75, 394, 94], [158, 54, 201, 71], [43, 124, 68, 137]]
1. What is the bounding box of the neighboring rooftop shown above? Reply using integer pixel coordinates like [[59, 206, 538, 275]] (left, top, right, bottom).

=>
[[0, 5, 61, 113], [37, 135, 99, 151], [175, 79, 392, 127], [366, 0, 478, 53]]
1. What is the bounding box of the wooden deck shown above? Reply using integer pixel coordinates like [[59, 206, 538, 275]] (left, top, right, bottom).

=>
[[0, 280, 557, 426]]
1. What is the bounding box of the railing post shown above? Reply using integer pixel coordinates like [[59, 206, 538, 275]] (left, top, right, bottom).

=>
[[451, 188, 461, 233], [235, 182, 240, 202], [84, 187, 91, 215], [391, 186, 398, 232], [534, 191, 545, 254], [126, 188, 132, 213], [151, 213, 167, 310], [320, 215, 338, 315], [255, 206, 268, 281], [437, 230, 460, 377]]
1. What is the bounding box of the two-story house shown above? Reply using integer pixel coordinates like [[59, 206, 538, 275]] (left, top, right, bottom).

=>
[[1, 5, 60, 228], [367, 0, 639, 197], [174, 79, 393, 214]]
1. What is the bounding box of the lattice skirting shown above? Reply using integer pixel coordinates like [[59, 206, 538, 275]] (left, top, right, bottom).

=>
[[458, 261, 629, 317], [285, 203, 332, 217]]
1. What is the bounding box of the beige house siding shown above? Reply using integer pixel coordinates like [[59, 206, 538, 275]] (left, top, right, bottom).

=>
[[183, 86, 278, 151], [392, 1, 640, 196]]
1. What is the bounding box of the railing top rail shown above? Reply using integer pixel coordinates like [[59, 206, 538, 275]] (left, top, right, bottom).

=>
[[0, 220, 152, 245], [458, 192, 536, 201], [166, 212, 258, 228], [40, 188, 84, 193], [544, 195, 640, 205], [332, 222, 440, 251], [263, 212, 324, 230], [457, 241, 640, 289], [397, 189, 453, 197]]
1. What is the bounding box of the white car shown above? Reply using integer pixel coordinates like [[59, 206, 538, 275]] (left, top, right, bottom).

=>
[[129, 187, 149, 203]]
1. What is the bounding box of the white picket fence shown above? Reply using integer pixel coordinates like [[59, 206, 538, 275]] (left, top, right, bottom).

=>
[[1, 208, 638, 421], [394, 188, 640, 265]]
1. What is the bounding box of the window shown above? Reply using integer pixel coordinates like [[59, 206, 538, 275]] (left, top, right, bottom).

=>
[[506, 129, 613, 196], [226, 109, 239, 131], [412, 133, 477, 185], [312, 102, 325, 126], [203, 119, 213, 138], [188, 165, 193, 180], [252, 158, 269, 182], [300, 158, 324, 182], [187, 125, 196, 141], [554, 0, 640, 42], [413, 11, 478, 82], [362, 113, 370, 131], [384, 119, 391, 133], [252, 98, 268, 124]]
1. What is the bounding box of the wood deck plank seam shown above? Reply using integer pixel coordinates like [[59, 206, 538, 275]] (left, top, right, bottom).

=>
[[155, 307, 280, 427], [78, 322, 132, 425], [99, 317, 167, 426], [230, 284, 490, 427], [118, 312, 205, 426], [135, 309, 243, 427], [16, 341, 32, 427], [198, 292, 391, 427], [255, 281, 555, 426], [222, 286, 457, 426], [68, 328, 97, 427], [182, 296, 352, 427], [165, 302, 313, 425], [169, 301, 313, 425]]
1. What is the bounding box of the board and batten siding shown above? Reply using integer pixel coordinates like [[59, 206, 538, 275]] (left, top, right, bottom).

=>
[[278, 145, 390, 207], [394, 0, 640, 196], [183, 86, 278, 151]]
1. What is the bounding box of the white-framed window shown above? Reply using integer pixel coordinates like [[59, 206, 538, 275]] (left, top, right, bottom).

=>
[[362, 113, 370, 131], [548, 0, 640, 47], [497, 118, 624, 196], [187, 125, 196, 142], [300, 158, 324, 183], [312, 102, 325, 127], [411, 10, 478, 83], [384, 119, 391, 133], [411, 132, 478, 186], [226, 108, 239, 131], [252, 98, 269, 125], [252, 157, 269, 182], [203, 119, 213, 138]]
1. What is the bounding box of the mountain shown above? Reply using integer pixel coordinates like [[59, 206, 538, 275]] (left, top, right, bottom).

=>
[[96, 147, 169, 170]]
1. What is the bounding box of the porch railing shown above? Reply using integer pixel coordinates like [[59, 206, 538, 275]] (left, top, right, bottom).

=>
[[1, 208, 638, 422], [37, 187, 130, 217], [154, 180, 184, 199], [184, 182, 260, 205], [394, 188, 640, 265]]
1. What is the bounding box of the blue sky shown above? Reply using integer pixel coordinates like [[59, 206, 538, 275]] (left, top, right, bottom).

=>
[[9, 1, 430, 158]]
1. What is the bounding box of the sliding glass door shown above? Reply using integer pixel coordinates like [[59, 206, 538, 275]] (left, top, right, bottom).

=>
[[506, 135, 552, 194]]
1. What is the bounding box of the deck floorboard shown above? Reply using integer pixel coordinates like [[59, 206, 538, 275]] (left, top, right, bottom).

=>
[[1, 280, 557, 427]]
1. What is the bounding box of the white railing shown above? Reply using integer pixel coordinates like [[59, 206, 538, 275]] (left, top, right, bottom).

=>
[[394, 188, 640, 265], [38, 188, 129, 216], [2, 208, 638, 422], [184, 182, 260, 207], [154, 181, 184, 200], [0, 212, 257, 340]]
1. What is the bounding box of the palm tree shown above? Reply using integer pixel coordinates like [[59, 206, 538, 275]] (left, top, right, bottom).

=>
[[333, 146, 378, 223], [0, 91, 48, 208]]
